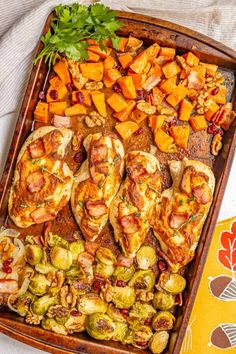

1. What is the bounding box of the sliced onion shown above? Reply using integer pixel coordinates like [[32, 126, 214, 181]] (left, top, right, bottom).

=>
[[0, 228, 20, 238], [12, 238, 25, 265], [7, 277, 31, 314]]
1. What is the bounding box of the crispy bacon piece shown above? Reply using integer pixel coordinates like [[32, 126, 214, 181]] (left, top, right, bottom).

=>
[[85, 200, 108, 218], [85, 242, 100, 256], [212, 102, 236, 130], [52, 115, 71, 128], [180, 166, 194, 195], [78, 251, 94, 267], [119, 214, 140, 234], [31, 208, 55, 223], [115, 254, 134, 267], [0, 279, 18, 294], [26, 171, 45, 193], [127, 164, 147, 182], [169, 212, 189, 229], [128, 182, 144, 210], [90, 144, 108, 166], [28, 139, 45, 159], [193, 183, 212, 204]]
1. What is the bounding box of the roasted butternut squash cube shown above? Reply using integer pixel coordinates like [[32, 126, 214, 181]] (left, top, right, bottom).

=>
[[115, 121, 139, 139], [166, 85, 189, 107], [71, 90, 91, 107], [142, 63, 162, 91], [179, 99, 193, 121], [34, 102, 49, 123], [151, 87, 165, 105], [205, 101, 220, 121], [154, 129, 176, 152], [145, 43, 160, 62], [65, 104, 87, 116], [118, 37, 128, 52], [113, 100, 136, 122], [49, 101, 67, 116], [118, 53, 133, 69], [46, 77, 68, 103], [118, 76, 137, 99], [209, 85, 227, 105], [148, 115, 166, 132], [199, 62, 218, 76], [162, 61, 181, 79], [53, 58, 71, 85], [189, 115, 207, 131], [126, 36, 143, 51], [103, 56, 116, 72], [107, 93, 128, 112], [87, 50, 100, 62], [160, 76, 177, 94], [184, 52, 199, 67], [159, 47, 176, 60], [104, 68, 122, 87], [87, 45, 112, 59], [80, 62, 103, 81], [170, 125, 190, 149], [129, 43, 160, 74], [91, 91, 107, 117], [127, 71, 142, 90], [131, 108, 147, 124]]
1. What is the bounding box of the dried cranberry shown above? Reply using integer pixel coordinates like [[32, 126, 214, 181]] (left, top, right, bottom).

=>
[[158, 259, 168, 272], [206, 73, 211, 78], [66, 82, 74, 92], [116, 280, 127, 287], [169, 119, 177, 127], [211, 87, 219, 95], [3, 266, 12, 274], [134, 127, 144, 136], [71, 310, 82, 317], [113, 83, 122, 94], [75, 91, 85, 104], [120, 308, 129, 316], [74, 151, 84, 163], [50, 89, 58, 100], [39, 91, 45, 100], [3, 258, 13, 267], [207, 124, 221, 135], [136, 90, 146, 101], [144, 318, 152, 325], [92, 279, 103, 292], [136, 341, 147, 348]]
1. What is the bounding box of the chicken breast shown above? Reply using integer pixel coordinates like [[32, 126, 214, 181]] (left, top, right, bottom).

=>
[[8, 126, 73, 228], [151, 157, 215, 272], [71, 133, 125, 242], [109, 151, 162, 258]]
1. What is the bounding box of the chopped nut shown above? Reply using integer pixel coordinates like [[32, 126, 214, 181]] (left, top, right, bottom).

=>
[[211, 133, 223, 156], [84, 111, 105, 127], [47, 305, 69, 318], [68, 60, 88, 89], [47, 270, 65, 288], [26, 311, 43, 325], [137, 101, 156, 115], [85, 81, 103, 91], [60, 285, 77, 308], [136, 290, 154, 302]]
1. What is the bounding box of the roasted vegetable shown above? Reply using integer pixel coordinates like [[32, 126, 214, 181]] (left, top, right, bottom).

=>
[[53, 58, 71, 85], [34, 102, 49, 123], [115, 121, 139, 140], [42, 317, 67, 335], [94, 262, 114, 278], [169, 125, 190, 149], [152, 311, 175, 331], [189, 115, 207, 131], [123, 324, 153, 349], [136, 246, 157, 270], [129, 270, 156, 292], [110, 286, 136, 309], [155, 129, 176, 153], [69, 240, 85, 262], [65, 103, 87, 116], [129, 302, 156, 324], [64, 312, 87, 332], [86, 313, 115, 340], [162, 61, 181, 79], [117, 76, 137, 99], [96, 247, 116, 265], [152, 291, 175, 311], [14, 291, 37, 316], [179, 99, 193, 121], [29, 274, 50, 296], [113, 100, 136, 122], [78, 293, 107, 314], [112, 322, 128, 342], [113, 265, 136, 282], [157, 272, 186, 294], [149, 331, 169, 353], [106, 303, 127, 323], [50, 246, 73, 270], [31, 295, 56, 316], [90, 91, 107, 117], [107, 93, 128, 112], [48, 233, 69, 249], [166, 85, 188, 107], [80, 62, 104, 81], [25, 244, 43, 266]]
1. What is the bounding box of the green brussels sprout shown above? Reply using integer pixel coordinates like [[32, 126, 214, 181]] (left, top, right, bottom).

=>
[[31, 295, 56, 315], [112, 265, 135, 282], [111, 286, 136, 309], [158, 272, 186, 294], [65, 266, 85, 279], [29, 274, 50, 296], [136, 246, 157, 270], [78, 293, 107, 315], [112, 322, 128, 342], [96, 247, 116, 265], [25, 244, 43, 265], [50, 246, 73, 270], [129, 302, 156, 324], [94, 262, 114, 278], [48, 232, 69, 249], [64, 312, 87, 332], [123, 324, 153, 349], [129, 270, 156, 292], [106, 303, 127, 323], [152, 291, 175, 311], [86, 313, 115, 340], [149, 331, 169, 354], [25, 235, 35, 245], [152, 311, 175, 331], [69, 240, 85, 262], [14, 291, 37, 316], [41, 317, 67, 335], [35, 262, 56, 274]]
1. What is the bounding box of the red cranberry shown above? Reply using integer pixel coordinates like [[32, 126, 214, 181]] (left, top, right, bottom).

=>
[[71, 310, 82, 317], [207, 124, 222, 135], [116, 280, 127, 287], [120, 308, 129, 316], [136, 90, 147, 101], [144, 318, 152, 325], [136, 341, 147, 348], [50, 89, 58, 100], [92, 279, 103, 292], [39, 91, 45, 100], [75, 91, 85, 104], [134, 127, 144, 136], [74, 151, 84, 163], [3, 266, 12, 274], [211, 87, 219, 95], [206, 73, 211, 78], [169, 119, 177, 127], [3, 258, 13, 267], [66, 82, 74, 92], [113, 83, 122, 94], [158, 259, 168, 272]]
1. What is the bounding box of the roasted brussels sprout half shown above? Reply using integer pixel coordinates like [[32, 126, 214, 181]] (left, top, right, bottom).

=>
[[35, 262, 56, 274], [158, 272, 186, 294], [25, 244, 43, 266], [14, 291, 37, 316], [48, 233, 69, 249], [64, 312, 87, 333], [29, 274, 50, 296], [41, 317, 67, 335], [50, 246, 73, 270], [96, 247, 116, 265], [112, 322, 128, 342], [31, 295, 56, 315], [111, 286, 136, 309], [65, 266, 85, 279], [149, 330, 169, 353], [152, 291, 175, 311], [129, 270, 156, 292], [136, 246, 157, 270], [123, 324, 153, 349], [69, 240, 85, 262], [94, 262, 114, 278], [112, 265, 135, 282], [78, 293, 107, 314], [86, 313, 115, 340], [152, 311, 175, 331], [106, 303, 127, 323], [129, 302, 156, 324]]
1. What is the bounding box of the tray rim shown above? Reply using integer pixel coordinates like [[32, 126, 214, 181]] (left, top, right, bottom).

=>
[[0, 8, 236, 354]]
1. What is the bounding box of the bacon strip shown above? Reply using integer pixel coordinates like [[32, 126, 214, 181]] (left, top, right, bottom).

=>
[[28, 139, 45, 159], [85, 200, 108, 218], [26, 171, 45, 193]]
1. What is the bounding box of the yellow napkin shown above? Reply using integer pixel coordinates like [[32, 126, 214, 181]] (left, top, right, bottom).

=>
[[181, 216, 236, 353]]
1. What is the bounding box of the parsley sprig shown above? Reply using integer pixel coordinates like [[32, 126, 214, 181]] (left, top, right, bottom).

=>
[[34, 3, 122, 66]]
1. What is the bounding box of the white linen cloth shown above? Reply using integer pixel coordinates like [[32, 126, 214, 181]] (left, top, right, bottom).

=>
[[0, 1, 235, 353]]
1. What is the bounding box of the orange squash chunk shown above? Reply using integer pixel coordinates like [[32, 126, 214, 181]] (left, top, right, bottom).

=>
[[103, 56, 116, 72], [209, 85, 227, 105], [184, 52, 199, 67], [131, 108, 148, 124], [199, 62, 218, 76], [154, 129, 175, 152], [87, 45, 112, 59], [118, 76, 137, 99], [118, 53, 133, 69], [179, 99, 193, 121], [142, 63, 162, 91], [87, 50, 100, 62], [80, 62, 103, 81], [150, 87, 165, 105], [170, 125, 190, 149], [148, 115, 165, 132], [91, 91, 107, 117], [46, 77, 68, 103], [127, 71, 142, 90], [115, 121, 139, 139], [65, 104, 87, 116], [159, 47, 176, 60], [205, 101, 220, 121], [160, 76, 177, 94], [53, 58, 71, 85], [104, 68, 122, 87], [189, 115, 207, 131], [34, 102, 49, 123], [113, 100, 136, 122], [86, 38, 112, 46], [107, 93, 128, 112], [72, 90, 91, 107], [166, 85, 189, 107], [118, 37, 128, 52], [162, 61, 181, 79], [129, 43, 160, 74], [126, 36, 143, 51], [49, 101, 67, 116]]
